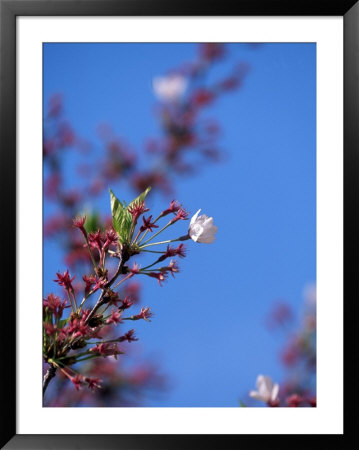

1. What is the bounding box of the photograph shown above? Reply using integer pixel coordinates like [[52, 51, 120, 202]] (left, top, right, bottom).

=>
[[42, 42, 316, 408], [0, 0, 354, 444]]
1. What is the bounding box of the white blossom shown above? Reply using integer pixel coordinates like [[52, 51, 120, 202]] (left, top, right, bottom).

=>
[[188, 209, 217, 244], [153, 74, 187, 102], [249, 375, 280, 404]]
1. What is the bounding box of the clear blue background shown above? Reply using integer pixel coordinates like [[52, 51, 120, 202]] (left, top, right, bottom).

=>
[[43, 43, 316, 406]]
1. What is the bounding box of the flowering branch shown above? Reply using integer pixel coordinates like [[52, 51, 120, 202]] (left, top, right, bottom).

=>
[[84, 247, 130, 326], [43, 187, 217, 399]]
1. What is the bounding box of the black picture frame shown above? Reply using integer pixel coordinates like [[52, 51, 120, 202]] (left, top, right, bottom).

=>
[[1, 0, 356, 448]]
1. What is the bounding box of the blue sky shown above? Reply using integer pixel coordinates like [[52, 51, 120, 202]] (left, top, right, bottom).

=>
[[43, 43, 316, 406]]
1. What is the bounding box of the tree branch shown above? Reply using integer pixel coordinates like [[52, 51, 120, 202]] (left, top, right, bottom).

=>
[[84, 246, 130, 325], [43, 364, 57, 396]]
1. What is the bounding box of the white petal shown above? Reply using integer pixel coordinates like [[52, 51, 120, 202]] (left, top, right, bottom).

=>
[[261, 376, 274, 395], [202, 216, 213, 227], [197, 214, 209, 224], [256, 375, 265, 390], [209, 225, 218, 234], [190, 209, 201, 226], [198, 227, 216, 242], [249, 391, 265, 402], [198, 234, 216, 244], [190, 232, 199, 242], [188, 223, 202, 241], [271, 384, 280, 402], [249, 390, 259, 398]]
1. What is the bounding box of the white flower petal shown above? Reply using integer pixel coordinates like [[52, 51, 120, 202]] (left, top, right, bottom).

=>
[[190, 209, 201, 226], [190, 230, 200, 241], [249, 391, 264, 402], [198, 234, 216, 244], [253, 375, 279, 404], [256, 375, 265, 390], [188, 209, 217, 244], [271, 383, 280, 402], [262, 376, 274, 395], [202, 216, 214, 227]]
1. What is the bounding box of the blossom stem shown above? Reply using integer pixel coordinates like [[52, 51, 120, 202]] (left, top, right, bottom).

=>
[[66, 290, 75, 314], [87, 338, 122, 345], [139, 221, 173, 246], [84, 235, 98, 270], [59, 351, 90, 359], [100, 251, 106, 270], [140, 268, 163, 272], [52, 334, 57, 359], [79, 285, 101, 309], [71, 290, 78, 311], [112, 273, 132, 290], [132, 229, 142, 244], [140, 260, 161, 270], [140, 238, 182, 249], [79, 295, 88, 310], [136, 213, 163, 244], [140, 249, 165, 254], [136, 229, 149, 245], [75, 355, 100, 363], [100, 302, 111, 315]]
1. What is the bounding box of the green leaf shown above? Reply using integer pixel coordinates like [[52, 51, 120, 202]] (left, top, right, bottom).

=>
[[109, 188, 124, 234], [109, 188, 133, 243], [120, 210, 133, 242], [109, 187, 152, 243], [239, 400, 246, 407], [128, 186, 151, 211]]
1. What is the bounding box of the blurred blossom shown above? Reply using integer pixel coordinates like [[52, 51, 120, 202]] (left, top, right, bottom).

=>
[[153, 74, 188, 102], [44, 214, 68, 238], [121, 282, 141, 304], [259, 284, 316, 406], [45, 358, 168, 407], [286, 393, 303, 407], [265, 301, 293, 330], [199, 43, 225, 61], [280, 337, 300, 367], [47, 93, 63, 118], [249, 375, 280, 406]]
